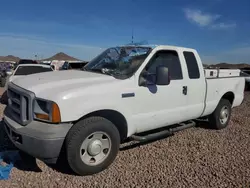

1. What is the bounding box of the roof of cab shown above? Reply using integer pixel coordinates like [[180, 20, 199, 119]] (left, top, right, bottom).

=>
[[116, 44, 196, 52]]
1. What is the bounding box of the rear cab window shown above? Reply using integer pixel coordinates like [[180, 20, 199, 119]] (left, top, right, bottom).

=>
[[183, 51, 200, 79], [14, 66, 53, 76]]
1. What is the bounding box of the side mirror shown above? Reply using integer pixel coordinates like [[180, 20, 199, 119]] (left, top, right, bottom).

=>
[[156, 66, 170, 85]]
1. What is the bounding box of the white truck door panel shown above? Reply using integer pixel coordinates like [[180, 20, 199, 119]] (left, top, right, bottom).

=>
[[132, 49, 188, 133], [181, 51, 206, 119], [133, 80, 188, 133]]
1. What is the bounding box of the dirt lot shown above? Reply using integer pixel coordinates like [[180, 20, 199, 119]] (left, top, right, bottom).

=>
[[0, 87, 250, 188]]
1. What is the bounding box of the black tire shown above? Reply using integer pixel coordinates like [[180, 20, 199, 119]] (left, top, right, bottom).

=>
[[208, 99, 232, 130], [65, 116, 120, 176]]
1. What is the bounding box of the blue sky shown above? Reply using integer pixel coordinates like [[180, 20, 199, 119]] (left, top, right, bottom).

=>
[[0, 0, 249, 64]]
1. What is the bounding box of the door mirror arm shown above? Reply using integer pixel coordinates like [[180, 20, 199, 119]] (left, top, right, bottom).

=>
[[138, 71, 156, 87], [139, 66, 170, 87]]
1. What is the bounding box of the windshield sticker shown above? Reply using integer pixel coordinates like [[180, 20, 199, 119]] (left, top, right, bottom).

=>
[[107, 49, 119, 60], [129, 50, 147, 57], [105, 47, 151, 61]]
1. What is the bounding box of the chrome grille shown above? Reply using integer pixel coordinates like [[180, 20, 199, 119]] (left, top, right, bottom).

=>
[[7, 83, 35, 125]]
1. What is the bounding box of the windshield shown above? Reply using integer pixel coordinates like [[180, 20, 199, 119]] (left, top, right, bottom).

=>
[[83, 46, 152, 79], [14, 66, 53, 76]]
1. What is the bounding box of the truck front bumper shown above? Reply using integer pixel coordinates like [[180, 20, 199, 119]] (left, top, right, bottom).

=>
[[3, 107, 73, 164]]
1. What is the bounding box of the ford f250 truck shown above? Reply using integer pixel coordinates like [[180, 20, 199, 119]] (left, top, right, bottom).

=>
[[3, 45, 245, 176]]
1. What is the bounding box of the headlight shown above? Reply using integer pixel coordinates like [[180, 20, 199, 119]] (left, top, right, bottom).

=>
[[33, 98, 61, 123]]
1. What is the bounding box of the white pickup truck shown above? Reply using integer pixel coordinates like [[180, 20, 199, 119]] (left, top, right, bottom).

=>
[[3, 45, 245, 176]]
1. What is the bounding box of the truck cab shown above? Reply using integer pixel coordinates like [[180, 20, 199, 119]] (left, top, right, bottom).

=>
[[3, 44, 245, 176]]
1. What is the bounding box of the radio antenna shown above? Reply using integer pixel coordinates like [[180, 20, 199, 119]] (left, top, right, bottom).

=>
[[131, 28, 134, 44], [131, 0, 135, 44]]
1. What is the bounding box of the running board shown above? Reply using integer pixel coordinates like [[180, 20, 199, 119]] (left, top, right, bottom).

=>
[[130, 121, 196, 142]]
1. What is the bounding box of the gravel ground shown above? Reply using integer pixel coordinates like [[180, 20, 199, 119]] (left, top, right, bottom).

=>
[[0, 87, 250, 188]]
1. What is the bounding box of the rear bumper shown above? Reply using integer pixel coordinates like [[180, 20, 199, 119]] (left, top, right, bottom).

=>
[[3, 107, 73, 164]]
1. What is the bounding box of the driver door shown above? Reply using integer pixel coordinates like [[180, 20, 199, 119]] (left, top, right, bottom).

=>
[[132, 49, 189, 133]]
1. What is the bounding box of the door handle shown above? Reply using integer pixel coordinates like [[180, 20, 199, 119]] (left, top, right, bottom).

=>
[[183, 86, 187, 95]]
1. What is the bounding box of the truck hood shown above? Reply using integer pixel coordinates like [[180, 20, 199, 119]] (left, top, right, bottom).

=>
[[12, 70, 117, 98]]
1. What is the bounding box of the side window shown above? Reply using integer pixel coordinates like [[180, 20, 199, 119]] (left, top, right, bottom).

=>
[[145, 50, 183, 80], [183, 51, 200, 79]]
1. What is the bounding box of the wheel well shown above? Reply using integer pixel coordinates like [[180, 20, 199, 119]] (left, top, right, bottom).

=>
[[221, 92, 235, 104], [78, 110, 128, 142]]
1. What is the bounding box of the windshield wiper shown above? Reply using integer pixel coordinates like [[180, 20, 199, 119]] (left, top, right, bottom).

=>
[[83, 67, 123, 78], [83, 67, 116, 76], [83, 68, 102, 73]]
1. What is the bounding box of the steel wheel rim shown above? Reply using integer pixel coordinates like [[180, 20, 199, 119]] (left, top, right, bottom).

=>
[[219, 106, 229, 124], [80, 131, 111, 166]]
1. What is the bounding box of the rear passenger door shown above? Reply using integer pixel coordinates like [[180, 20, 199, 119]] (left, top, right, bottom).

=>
[[182, 51, 206, 119]]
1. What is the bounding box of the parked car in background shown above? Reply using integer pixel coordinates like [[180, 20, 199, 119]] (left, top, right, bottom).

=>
[[13, 59, 38, 70], [17, 59, 38, 65], [7, 64, 54, 84], [0, 70, 8, 87], [0, 64, 54, 104], [0, 62, 13, 87]]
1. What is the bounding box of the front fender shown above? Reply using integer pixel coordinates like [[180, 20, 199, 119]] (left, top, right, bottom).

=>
[[57, 97, 136, 137]]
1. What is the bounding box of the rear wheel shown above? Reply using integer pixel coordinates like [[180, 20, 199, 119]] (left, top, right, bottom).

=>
[[208, 99, 232, 130], [65, 116, 120, 176]]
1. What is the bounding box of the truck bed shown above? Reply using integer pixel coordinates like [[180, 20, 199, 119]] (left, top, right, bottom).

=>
[[202, 69, 245, 117]]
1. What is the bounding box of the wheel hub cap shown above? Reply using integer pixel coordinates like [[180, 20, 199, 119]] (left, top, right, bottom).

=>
[[220, 111, 227, 119], [87, 140, 102, 156], [219, 106, 229, 124], [80, 132, 111, 166]]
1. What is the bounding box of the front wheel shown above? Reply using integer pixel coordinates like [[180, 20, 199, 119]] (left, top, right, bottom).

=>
[[208, 99, 232, 130], [65, 116, 120, 176]]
